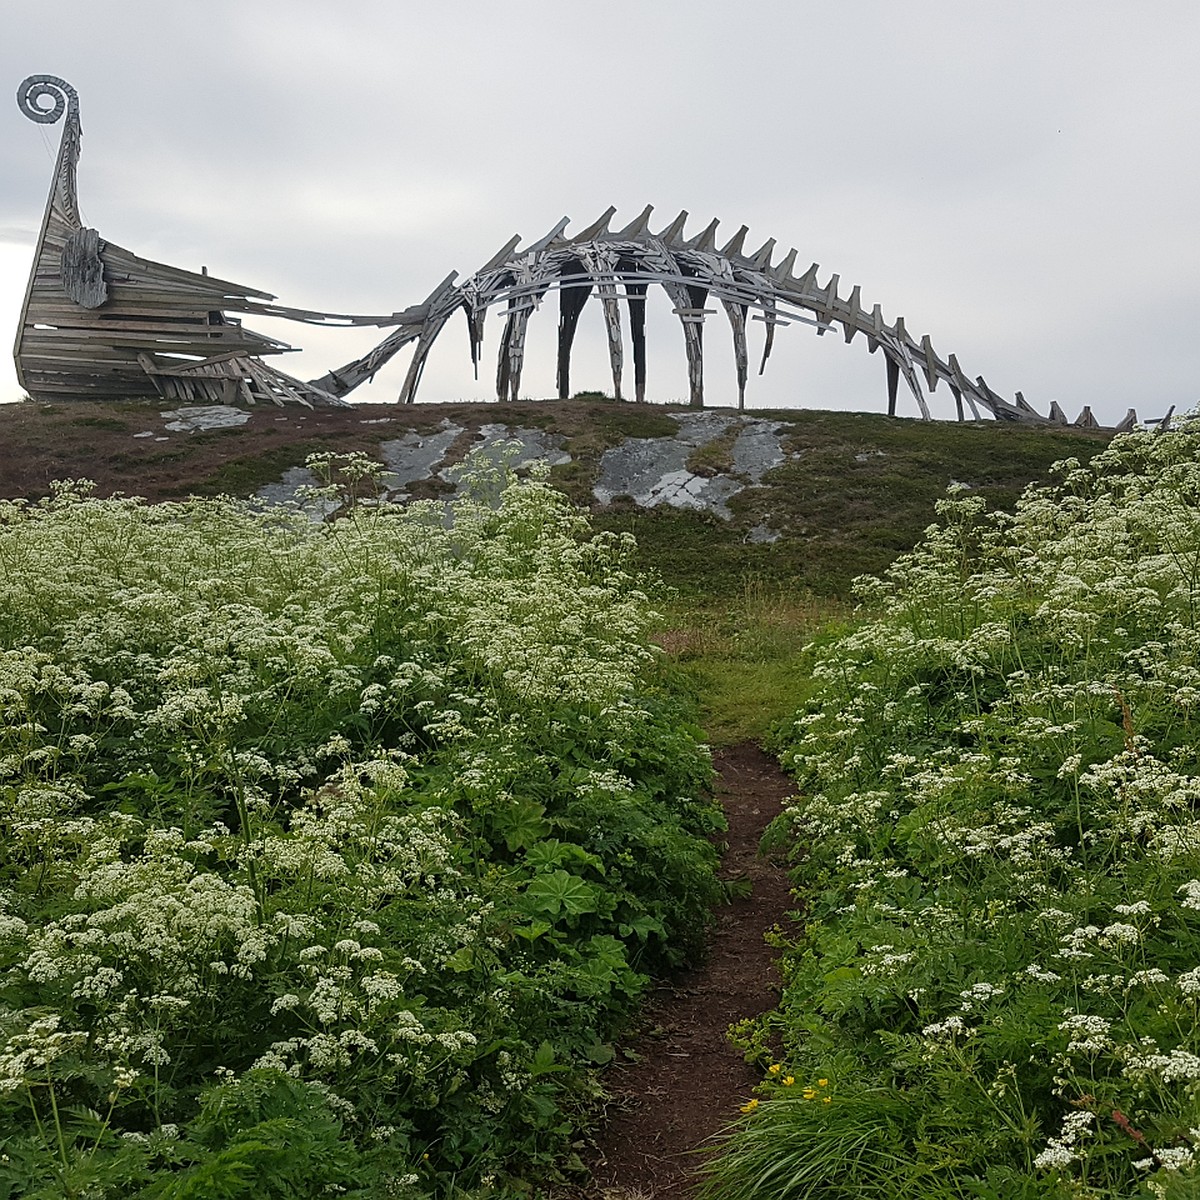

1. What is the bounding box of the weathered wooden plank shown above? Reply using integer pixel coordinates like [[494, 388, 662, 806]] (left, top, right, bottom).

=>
[[17, 76, 1123, 423], [843, 284, 862, 344], [919, 334, 942, 392], [60, 227, 108, 308]]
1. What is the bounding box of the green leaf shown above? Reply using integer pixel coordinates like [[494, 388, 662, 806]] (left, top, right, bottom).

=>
[[585, 1041, 615, 1065], [824, 966, 860, 984], [524, 838, 605, 874], [530, 1041, 565, 1077], [444, 946, 476, 973], [492, 798, 551, 852], [523, 870, 599, 917], [513, 919, 553, 941], [617, 914, 665, 941]]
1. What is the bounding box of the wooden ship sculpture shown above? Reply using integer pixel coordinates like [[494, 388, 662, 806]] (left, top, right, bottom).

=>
[[16, 75, 1135, 429]]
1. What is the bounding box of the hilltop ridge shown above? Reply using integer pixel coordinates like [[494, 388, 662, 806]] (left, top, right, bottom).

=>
[[0, 397, 1110, 595]]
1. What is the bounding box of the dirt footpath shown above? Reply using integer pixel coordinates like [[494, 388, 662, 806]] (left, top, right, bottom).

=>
[[581, 743, 795, 1198]]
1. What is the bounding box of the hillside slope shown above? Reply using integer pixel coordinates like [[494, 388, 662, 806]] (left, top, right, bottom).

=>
[[0, 398, 1109, 595]]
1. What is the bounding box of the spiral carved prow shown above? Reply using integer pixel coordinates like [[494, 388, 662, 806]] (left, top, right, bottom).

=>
[[17, 75, 79, 124]]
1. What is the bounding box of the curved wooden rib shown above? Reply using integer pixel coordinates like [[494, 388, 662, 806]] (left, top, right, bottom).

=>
[[314, 207, 1116, 426]]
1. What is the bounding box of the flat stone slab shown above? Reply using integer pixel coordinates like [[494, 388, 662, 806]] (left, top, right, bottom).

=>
[[253, 411, 787, 525], [731, 419, 787, 482], [593, 413, 786, 518], [378, 422, 464, 498], [254, 466, 339, 522], [161, 406, 253, 433], [746, 522, 782, 544], [441, 424, 571, 485]]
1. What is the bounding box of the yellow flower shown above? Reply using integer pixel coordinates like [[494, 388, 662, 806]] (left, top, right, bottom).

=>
[[803, 1088, 817, 1100], [783, 1076, 795, 1086], [823, 1096, 832, 1104], [768, 1063, 782, 1075], [740, 1098, 759, 1114], [818, 1078, 829, 1087]]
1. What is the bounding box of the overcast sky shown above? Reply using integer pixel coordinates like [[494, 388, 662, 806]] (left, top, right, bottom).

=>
[[3, 1, 1198, 424]]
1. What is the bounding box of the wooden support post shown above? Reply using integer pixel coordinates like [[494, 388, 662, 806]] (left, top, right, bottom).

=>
[[951, 384, 965, 421], [556, 267, 590, 399], [720, 300, 749, 410], [886, 355, 899, 417], [679, 280, 709, 408], [625, 279, 648, 403]]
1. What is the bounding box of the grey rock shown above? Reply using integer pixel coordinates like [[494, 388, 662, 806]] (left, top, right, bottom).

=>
[[671, 411, 743, 445], [745, 522, 781, 544], [161, 405, 252, 432], [254, 466, 338, 522], [378, 422, 463, 498], [731, 420, 786, 482], [594, 412, 785, 519], [442, 425, 571, 485]]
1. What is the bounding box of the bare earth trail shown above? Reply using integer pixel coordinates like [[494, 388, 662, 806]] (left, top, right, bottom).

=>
[[577, 743, 795, 1198]]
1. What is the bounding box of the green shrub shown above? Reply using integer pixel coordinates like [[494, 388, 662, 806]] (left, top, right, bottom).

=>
[[706, 417, 1200, 1198], [0, 453, 721, 1197]]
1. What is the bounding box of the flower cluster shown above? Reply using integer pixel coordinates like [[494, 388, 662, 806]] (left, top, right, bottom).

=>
[[0, 454, 721, 1197], [719, 415, 1200, 1197]]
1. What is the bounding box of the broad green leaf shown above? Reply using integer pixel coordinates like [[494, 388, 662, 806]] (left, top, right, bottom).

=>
[[523, 870, 599, 917], [443, 946, 475, 973], [492, 798, 551, 852]]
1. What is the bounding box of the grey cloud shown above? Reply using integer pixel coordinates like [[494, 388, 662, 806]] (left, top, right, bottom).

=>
[[3, 1, 1199, 419]]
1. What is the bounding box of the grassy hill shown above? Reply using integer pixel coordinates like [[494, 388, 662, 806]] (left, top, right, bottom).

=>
[[0, 397, 1111, 749], [0, 395, 1143, 1198], [0, 398, 1109, 599]]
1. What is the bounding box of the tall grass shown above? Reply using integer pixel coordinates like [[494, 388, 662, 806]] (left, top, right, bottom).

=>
[[653, 580, 850, 746]]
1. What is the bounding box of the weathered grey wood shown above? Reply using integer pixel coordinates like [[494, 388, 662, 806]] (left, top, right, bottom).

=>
[[626, 279, 648, 404], [398, 315, 451, 404], [583, 246, 625, 400], [556, 262, 591, 398], [843, 284, 862, 345], [60, 227, 108, 308], [14, 76, 350, 407], [16, 77, 1130, 428], [721, 299, 749, 410]]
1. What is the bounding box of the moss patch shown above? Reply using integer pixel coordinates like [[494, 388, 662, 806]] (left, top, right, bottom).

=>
[[593, 411, 1109, 597], [685, 424, 741, 478]]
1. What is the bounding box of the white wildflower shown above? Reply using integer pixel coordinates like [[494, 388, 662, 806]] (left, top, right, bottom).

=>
[[922, 1015, 968, 1039], [1058, 1013, 1112, 1054], [1034, 1109, 1095, 1171]]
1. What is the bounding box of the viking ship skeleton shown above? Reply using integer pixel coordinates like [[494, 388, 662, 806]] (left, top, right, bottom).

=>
[[14, 75, 1134, 429]]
